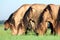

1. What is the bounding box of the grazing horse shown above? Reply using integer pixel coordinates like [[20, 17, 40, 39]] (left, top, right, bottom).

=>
[[23, 4, 47, 35], [4, 4, 31, 35], [34, 4, 53, 35], [46, 4, 60, 35], [35, 4, 60, 35]]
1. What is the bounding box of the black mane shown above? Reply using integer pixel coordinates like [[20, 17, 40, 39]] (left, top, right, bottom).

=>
[[38, 5, 53, 24]]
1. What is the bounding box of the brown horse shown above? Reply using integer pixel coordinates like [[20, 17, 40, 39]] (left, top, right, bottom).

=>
[[34, 4, 52, 35], [46, 4, 60, 35], [35, 4, 60, 35], [4, 4, 31, 35], [23, 4, 47, 35]]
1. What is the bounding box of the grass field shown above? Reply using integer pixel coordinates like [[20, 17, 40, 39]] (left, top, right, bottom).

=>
[[0, 24, 60, 40]]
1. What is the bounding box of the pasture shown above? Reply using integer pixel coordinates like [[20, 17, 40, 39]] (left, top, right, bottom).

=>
[[0, 24, 60, 40]]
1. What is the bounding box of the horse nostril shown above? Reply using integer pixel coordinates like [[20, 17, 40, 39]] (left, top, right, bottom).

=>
[[4, 28, 7, 30]]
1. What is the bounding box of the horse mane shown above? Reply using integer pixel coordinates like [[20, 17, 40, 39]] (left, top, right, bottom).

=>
[[37, 4, 53, 25], [4, 13, 14, 24], [57, 7, 60, 21], [7, 13, 14, 21], [23, 7, 32, 29], [23, 7, 32, 22], [56, 6, 60, 26]]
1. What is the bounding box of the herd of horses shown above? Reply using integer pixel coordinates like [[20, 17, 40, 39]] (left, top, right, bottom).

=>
[[4, 4, 60, 35]]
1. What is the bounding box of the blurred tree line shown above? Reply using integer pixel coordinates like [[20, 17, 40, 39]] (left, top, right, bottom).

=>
[[0, 20, 5, 24]]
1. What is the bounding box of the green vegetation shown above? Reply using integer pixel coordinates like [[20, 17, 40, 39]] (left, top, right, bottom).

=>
[[0, 24, 60, 40]]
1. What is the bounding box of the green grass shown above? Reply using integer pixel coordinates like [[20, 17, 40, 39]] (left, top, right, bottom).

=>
[[0, 24, 60, 40]]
